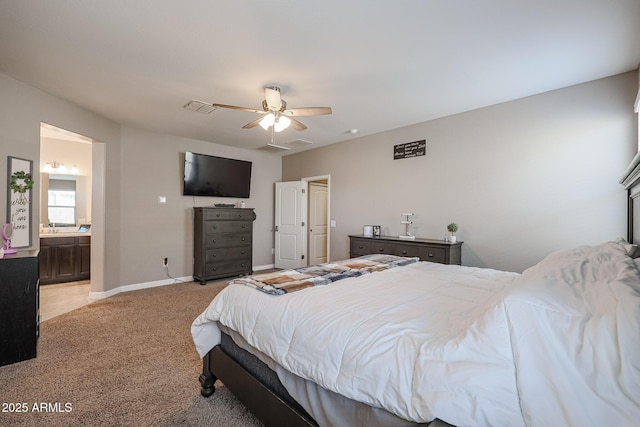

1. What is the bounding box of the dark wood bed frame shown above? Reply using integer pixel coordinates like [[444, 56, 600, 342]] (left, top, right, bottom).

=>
[[199, 152, 640, 427], [199, 345, 317, 427], [622, 151, 640, 245]]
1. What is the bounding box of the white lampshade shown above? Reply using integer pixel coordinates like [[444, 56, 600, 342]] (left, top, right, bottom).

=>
[[259, 113, 275, 130], [274, 115, 291, 132]]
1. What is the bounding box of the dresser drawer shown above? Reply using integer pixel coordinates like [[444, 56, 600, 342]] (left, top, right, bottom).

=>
[[350, 238, 373, 257], [417, 247, 446, 263], [205, 247, 251, 263], [204, 233, 251, 249], [205, 259, 251, 276], [203, 220, 252, 234], [204, 209, 256, 221], [388, 243, 423, 258], [370, 241, 394, 255]]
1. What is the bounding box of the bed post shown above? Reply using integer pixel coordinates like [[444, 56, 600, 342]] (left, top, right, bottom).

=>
[[620, 151, 640, 244], [199, 350, 217, 397]]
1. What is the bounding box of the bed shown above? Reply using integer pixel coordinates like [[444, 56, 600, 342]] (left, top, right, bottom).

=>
[[191, 153, 640, 427]]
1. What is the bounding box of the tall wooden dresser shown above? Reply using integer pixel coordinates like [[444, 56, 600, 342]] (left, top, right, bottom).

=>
[[0, 250, 39, 367], [193, 207, 256, 284]]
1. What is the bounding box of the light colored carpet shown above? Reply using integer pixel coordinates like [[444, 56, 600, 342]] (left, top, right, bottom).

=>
[[0, 279, 262, 427]]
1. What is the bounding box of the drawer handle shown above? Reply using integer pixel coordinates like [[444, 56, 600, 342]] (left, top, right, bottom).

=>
[[212, 225, 217, 230], [212, 239, 217, 243], [378, 248, 384, 252], [241, 237, 245, 242], [240, 250, 246, 255], [241, 225, 246, 229], [402, 251, 407, 255], [358, 245, 364, 249], [428, 253, 434, 257], [212, 254, 216, 258]]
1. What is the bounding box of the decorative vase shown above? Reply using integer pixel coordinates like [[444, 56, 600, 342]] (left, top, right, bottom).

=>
[[449, 235, 457, 243]]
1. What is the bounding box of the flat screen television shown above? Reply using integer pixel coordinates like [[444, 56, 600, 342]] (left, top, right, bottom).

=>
[[183, 152, 252, 198]]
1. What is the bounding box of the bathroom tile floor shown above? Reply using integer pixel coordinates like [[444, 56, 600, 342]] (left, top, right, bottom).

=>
[[40, 280, 92, 321]]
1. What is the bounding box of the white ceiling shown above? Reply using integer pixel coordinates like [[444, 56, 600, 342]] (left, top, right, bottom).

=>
[[0, 1, 638, 153]]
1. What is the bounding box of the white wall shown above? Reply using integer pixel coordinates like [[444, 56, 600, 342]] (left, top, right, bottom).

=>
[[0, 72, 121, 292], [0, 71, 282, 293], [118, 127, 281, 285], [1, 69, 636, 289], [283, 72, 639, 272]]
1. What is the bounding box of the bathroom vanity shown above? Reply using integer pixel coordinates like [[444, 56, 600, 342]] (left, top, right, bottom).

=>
[[39, 234, 90, 284]]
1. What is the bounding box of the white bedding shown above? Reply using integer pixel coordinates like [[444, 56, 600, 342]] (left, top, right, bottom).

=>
[[191, 241, 640, 426]]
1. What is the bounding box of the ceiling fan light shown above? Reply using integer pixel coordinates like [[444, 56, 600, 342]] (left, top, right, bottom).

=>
[[274, 115, 291, 132], [259, 113, 275, 130]]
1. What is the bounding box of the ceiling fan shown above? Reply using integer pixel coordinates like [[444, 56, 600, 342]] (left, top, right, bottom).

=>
[[211, 86, 332, 133]]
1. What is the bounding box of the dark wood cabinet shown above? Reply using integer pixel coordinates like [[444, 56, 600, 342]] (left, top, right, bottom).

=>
[[0, 250, 39, 367], [77, 236, 91, 277], [39, 236, 91, 284], [193, 207, 256, 284], [349, 235, 463, 265]]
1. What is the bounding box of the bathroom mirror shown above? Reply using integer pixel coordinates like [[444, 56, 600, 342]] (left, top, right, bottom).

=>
[[40, 174, 90, 228]]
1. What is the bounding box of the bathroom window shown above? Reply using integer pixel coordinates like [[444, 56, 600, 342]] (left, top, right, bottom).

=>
[[48, 177, 76, 226]]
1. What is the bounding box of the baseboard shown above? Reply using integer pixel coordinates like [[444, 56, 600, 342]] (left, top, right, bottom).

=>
[[253, 263, 275, 271], [89, 264, 275, 300], [89, 275, 192, 300]]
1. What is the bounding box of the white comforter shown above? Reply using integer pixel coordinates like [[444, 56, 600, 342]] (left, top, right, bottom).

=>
[[191, 241, 640, 426]]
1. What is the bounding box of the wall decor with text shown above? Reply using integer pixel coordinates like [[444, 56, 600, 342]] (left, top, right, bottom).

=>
[[394, 139, 426, 160], [6, 156, 34, 248]]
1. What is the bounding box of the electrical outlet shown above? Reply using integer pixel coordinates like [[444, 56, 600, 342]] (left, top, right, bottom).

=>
[[163, 257, 168, 267]]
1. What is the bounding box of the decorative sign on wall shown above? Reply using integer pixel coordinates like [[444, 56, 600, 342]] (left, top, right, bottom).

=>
[[6, 156, 33, 248], [394, 139, 426, 160]]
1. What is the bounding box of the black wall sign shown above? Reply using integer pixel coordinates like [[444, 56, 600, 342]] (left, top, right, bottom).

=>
[[394, 139, 426, 160]]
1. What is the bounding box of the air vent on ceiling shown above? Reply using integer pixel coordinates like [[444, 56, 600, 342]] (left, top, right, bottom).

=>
[[183, 99, 217, 114], [284, 139, 314, 148], [259, 143, 292, 152]]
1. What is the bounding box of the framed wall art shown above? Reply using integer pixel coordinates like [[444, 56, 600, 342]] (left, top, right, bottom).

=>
[[6, 156, 34, 248]]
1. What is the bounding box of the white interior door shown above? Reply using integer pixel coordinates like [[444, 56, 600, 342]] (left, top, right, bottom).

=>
[[308, 182, 328, 265], [275, 181, 307, 269]]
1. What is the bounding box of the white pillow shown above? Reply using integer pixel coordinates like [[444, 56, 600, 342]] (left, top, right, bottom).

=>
[[615, 238, 640, 258]]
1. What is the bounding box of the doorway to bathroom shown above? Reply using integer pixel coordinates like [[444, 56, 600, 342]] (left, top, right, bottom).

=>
[[39, 123, 100, 320]]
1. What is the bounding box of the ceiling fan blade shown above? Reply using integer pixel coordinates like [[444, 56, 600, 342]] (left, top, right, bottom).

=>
[[288, 117, 308, 131], [212, 103, 265, 114], [264, 86, 282, 110], [283, 107, 332, 117]]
